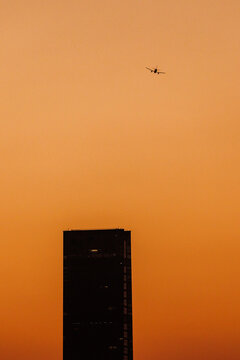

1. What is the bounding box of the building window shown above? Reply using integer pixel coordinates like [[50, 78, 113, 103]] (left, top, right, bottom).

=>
[[108, 345, 118, 350]]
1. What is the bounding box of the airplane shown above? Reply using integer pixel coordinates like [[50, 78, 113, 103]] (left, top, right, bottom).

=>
[[146, 67, 165, 74]]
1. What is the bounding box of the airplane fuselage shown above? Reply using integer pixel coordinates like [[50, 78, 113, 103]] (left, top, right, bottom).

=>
[[146, 66, 165, 74]]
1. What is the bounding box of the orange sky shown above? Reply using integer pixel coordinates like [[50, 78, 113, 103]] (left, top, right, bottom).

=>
[[1, 0, 240, 359]]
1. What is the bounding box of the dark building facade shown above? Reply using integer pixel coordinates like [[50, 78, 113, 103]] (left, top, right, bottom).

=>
[[63, 229, 133, 360]]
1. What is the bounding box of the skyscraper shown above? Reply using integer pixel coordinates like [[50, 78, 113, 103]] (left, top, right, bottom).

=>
[[63, 229, 133, 360]]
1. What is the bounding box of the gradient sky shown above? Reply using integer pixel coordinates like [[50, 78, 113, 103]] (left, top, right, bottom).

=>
[[1, 0, 240, 359]]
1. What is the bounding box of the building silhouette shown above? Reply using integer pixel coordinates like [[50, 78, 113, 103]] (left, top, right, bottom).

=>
[[63, 229, 133, 360]]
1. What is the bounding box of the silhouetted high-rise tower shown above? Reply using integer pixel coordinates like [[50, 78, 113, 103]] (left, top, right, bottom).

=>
[[63, 229, 133, 360]]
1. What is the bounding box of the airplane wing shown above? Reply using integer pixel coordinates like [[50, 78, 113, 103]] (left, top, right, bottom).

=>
[[157, 71, 166, 74], [146, 67, 153, 71]]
